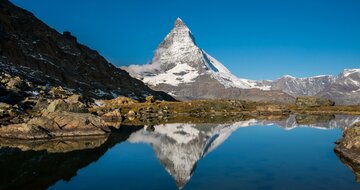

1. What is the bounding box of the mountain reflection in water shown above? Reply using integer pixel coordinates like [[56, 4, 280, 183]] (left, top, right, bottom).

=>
[[0, 115, 360, 190]]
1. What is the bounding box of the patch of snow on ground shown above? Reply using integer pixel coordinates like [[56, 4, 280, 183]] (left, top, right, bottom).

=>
[[143, 63, 199, 86], [95, 89, 109, 97], [94, 100, 105, 107]]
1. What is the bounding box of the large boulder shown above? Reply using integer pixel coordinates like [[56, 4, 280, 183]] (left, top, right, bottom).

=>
[[295, 96, 335, 108], [48, 86, 74, 99], [336, 123, 360, 153], [145, 96, 155, 104], [46, 95, 88, 113], [0, 74, 27, 104], [0, 111, 110, 139], [0, 102, 11, 112], [101, 109, 122, 121], [6, 76, 27, 90]]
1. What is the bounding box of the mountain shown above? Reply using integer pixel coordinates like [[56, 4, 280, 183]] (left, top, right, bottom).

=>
[[269, 69, 360, 105], [0, 0, 174, 101], [269, 75, 334, 96], [124, 18, 360, 105], [316, 69, 360, 105], [124, 18, 294, 103]]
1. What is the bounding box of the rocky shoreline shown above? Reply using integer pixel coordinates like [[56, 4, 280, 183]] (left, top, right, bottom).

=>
[[1, 71, 360, 140], [0, 70, 111, 139], [3, 76, 360, 186], [335, 122, 360, 181], [1, 71, 360, 181]]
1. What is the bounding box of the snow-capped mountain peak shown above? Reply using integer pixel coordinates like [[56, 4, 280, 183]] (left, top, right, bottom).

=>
[[340, 69, 360, 78], [122, 18, 360, 104], [124, 18, 267, 90], [174, 17, 187, 28], [283, 75, 296, 79]]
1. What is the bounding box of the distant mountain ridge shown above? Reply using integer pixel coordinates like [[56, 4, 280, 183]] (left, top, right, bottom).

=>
[[267, 69, 360, 104], [316, 69, 360, 105], [0, 0, 174, 101], [124, 18, 360, 105], [269, 75, 334, 96]]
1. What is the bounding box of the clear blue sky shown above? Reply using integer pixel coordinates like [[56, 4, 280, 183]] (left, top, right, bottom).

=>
[[11, 0, 360, 80]]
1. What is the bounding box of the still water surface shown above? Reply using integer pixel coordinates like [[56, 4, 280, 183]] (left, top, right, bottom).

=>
[[1, 115, 360, 190]]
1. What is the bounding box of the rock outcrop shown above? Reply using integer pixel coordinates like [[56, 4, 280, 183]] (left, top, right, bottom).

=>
[[335, 122, 360, 181], [0, 108, 110, 140], [0, 71, 112, 139], [256, 104, 290, 115], [335, 122, 360, 164], [295, 96, 335, 108]]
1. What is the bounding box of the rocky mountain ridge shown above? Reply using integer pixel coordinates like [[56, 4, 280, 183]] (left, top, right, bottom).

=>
[[0, 0, 174, 101], [269, 69, 360, 105]]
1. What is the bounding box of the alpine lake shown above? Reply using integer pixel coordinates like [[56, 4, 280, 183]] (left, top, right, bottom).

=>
[[1, 114, 360, 190]]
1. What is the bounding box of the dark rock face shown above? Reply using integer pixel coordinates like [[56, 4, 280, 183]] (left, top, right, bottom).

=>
[[0, 0, 174, 101], [295, 96, 335, 108]]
